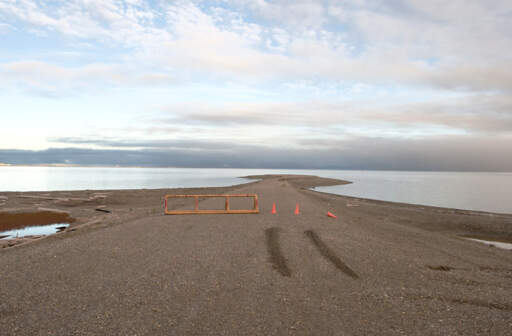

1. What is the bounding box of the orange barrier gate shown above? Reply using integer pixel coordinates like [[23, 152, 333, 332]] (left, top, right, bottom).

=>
[[164, 194, 259, 215]]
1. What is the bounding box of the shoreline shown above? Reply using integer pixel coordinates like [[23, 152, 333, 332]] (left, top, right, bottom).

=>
[[2, 174, 512, 248], [312, 188, 512, 218], [2, 169, 511, 216], [2, 173, 511, 216]]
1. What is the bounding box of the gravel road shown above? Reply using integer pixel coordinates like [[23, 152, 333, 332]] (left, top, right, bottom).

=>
[[1, 175, 511, 335]]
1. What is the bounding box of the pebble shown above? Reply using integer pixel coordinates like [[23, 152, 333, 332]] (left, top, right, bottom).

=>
[[0, 235, 45, 249]]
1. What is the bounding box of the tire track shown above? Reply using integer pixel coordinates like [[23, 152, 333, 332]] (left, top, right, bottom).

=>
[[265, 227, 291, 277], [305, 230, 359, 279]]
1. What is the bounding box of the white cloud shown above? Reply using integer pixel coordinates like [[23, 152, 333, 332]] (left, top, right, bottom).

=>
[[151, 93, 512, 145], [1, 0, 511, 92], [1, 0, 512, 165], [242, 0, 328, 30], [0, 22, 15, 34], [0, 61, 176, 96]]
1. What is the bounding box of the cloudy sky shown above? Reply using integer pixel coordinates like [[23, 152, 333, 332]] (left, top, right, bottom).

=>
[[1, 0, 511, 170]]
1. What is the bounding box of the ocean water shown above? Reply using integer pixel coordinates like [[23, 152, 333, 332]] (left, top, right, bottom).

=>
[[312, 171, 512, 215], [0, 167, 511, 214]]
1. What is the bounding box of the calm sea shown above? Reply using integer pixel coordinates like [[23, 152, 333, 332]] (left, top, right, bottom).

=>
[[1, 167, 511, 214]]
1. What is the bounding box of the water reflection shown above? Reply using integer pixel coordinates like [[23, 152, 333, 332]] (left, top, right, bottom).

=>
[[0, 223, 69, 239], [467, 238, 512, 250]]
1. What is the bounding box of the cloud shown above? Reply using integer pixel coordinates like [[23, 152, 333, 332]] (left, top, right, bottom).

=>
[[0, 61, 176, 95], [50, 137, 239, 151], [425, 64, 512, 92], [153, 94, 512, 136], [357, 94, 512, 134], [1, 0, 512, 171], [2, 1, 511, 92], [3, 134, 512, 171], [239, 0, 328, 30], [0, 22, 15, 34], [0, 0, 158, 43]]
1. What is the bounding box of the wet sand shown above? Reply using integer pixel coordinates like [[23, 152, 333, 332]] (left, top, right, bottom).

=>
[[0, 174, 511, 335]]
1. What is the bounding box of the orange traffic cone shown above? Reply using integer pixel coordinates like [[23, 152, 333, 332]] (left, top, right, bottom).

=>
[[295, 203, 300, 215], [327, 211, 337, 218], [272, 202, 276, 214]]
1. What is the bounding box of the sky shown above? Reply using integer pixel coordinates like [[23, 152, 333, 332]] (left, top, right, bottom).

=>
[[0, 0, 511, 170]]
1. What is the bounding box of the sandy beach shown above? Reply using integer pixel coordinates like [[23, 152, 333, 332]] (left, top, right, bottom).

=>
[[1, 174, 511, 335]]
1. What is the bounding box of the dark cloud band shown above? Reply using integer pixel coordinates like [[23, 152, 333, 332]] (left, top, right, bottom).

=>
[[2, 134, 511, 171]]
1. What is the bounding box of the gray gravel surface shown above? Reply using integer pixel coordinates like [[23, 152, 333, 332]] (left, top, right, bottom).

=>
[[1, 175, 511, 335]]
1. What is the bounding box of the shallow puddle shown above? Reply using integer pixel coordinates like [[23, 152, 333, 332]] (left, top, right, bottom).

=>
[[0, 223, 69, 239], [467, 238, 512, 250], [0, 210, 74, 240]]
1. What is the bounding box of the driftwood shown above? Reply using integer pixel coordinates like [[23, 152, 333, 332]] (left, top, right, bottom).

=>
[[95, 208, 111, 213]]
